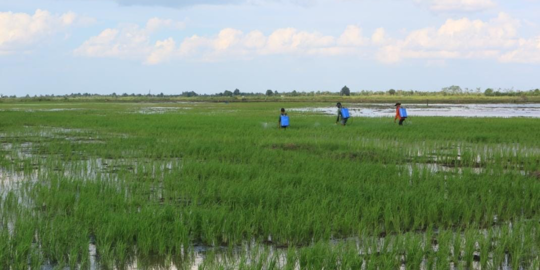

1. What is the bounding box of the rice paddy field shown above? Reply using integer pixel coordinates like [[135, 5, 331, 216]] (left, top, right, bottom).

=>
[[1, 102, 540, 269]]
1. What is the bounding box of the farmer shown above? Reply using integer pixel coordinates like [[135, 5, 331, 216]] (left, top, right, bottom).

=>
[[394, 103, 407, 126], [279, 108, 289, 129], [336, 102, 350, 126]]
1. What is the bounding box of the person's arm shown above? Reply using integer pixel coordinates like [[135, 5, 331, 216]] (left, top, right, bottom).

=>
[[336, 109, 341, 123], [394, 108, 400, 122], [278, 116, 281, 128]]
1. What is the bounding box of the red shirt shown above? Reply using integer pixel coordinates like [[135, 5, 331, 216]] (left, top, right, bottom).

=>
[[395, 106, 401, 120]]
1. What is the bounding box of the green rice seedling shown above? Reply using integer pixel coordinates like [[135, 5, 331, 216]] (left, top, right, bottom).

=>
[[2, 102, 540, 267], [114, 240, 129, 267], [451, 232, 462, 266], [479, 230, 492, 269], [0, 231, 10, 269], [339, 242, 364, 269], [531, 256, 540, 270], [493, 226, 510, 268], [282, 248, 297, 270], [463, 229, 477, 268], [405, 233, 424, 269], [436, 230, 452, 269]]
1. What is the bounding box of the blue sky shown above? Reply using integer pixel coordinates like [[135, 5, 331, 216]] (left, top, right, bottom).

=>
[[1, 0, 539, 96]]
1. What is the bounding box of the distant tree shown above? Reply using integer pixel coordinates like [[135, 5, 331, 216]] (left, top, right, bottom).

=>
[[224, 90, 233, 97], [234, 89, 240, 95], [484, 88, 494, 96], [266, 90, 273, 96], [475, 87, 482, 95], [341, 86, 351, 96], [274, 90, 279, 95], [291, 90, 298, 96], [388, 89, 396, 95], [442, 85, 463, 95], [182, 91, 198, 97]]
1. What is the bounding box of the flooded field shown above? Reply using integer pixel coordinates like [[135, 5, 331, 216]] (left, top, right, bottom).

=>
[[291, 103, 540, 118], [1, 102, 540, 269]]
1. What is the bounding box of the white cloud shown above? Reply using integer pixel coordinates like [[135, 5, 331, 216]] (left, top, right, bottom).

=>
[[109, 0, 493, 11], [114, 0, 239, 8], [500, 37, 540, 63], [75, 13, 540, 65], [243, 31, 267, 49], [74, 18, 184, 61], [371, 28, 389, 45], [74, 27, 149, 59], [0, 9, 91, 54], [172, 27, 350, 61], [76, 23, 356, 64], [146, 38, 176, 64], [112, 0, 314, 8], [338, 25, 368, 46], [146, 18, 185, 32], [377, 12, 523, 63], [415, 0, 496, 12], [262, 28, 336, 54], [214, 28, 243, 51]]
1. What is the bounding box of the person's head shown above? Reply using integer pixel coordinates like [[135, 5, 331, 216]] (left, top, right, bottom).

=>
[[395, 103, 401, 107], [281, 108, 285, 114], [336, 102, 342, 108]]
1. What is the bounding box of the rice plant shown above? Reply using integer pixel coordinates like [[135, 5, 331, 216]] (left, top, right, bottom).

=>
[[0, 102, 539, 268]]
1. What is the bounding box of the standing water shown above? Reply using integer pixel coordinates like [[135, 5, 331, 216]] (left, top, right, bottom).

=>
[[290, 104, 540, 118]]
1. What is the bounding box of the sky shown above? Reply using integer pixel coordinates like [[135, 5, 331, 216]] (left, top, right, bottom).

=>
[[1, 0, 540, 96]]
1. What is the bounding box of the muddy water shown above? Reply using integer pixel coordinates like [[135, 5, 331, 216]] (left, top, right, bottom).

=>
[[291, 104, 540, 118], [135, 107, 192, 114]]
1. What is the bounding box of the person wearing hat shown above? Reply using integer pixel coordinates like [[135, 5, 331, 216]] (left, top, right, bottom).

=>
[[336, 102, 349, 126], [394, 103, 406, 126]]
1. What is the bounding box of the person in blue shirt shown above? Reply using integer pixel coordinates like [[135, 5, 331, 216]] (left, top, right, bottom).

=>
[[279, 108, 289, 129], [336, 102, 349, 126]]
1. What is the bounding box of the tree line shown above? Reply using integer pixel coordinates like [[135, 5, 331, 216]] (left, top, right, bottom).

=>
[[2, 85, 540, 100]]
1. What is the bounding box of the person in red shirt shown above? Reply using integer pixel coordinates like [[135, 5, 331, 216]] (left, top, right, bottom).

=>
[[394, 103, 406, 126]]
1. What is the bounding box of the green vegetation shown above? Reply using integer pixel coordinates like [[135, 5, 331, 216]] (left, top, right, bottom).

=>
[[2, 85, 540, 104], [1, 102, 540, 269], [3, 93, 540, 105]]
